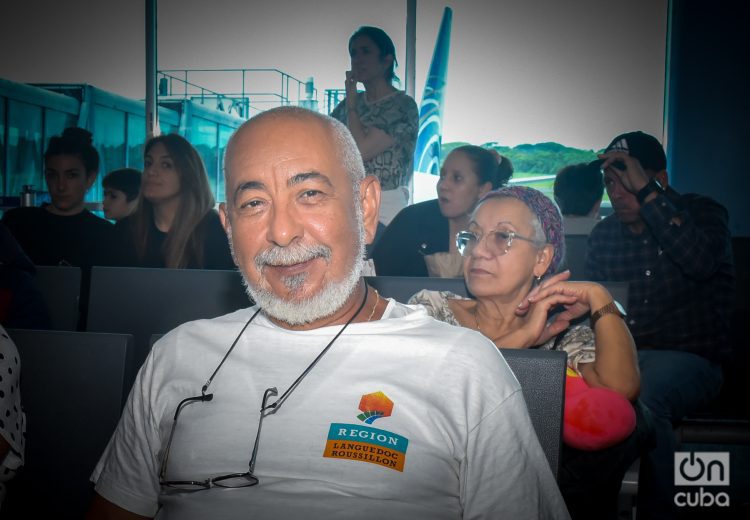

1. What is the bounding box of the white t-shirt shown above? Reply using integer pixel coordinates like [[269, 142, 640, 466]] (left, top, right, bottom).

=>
[[92, 300, 569, 519]]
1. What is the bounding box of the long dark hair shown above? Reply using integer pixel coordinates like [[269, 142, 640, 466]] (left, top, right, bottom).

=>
[[131, 134, 215, 268]]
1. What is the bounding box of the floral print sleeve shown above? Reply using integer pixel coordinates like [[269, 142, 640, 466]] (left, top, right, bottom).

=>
[[408, 290, 464, 326], [539, 325, 596, 373]]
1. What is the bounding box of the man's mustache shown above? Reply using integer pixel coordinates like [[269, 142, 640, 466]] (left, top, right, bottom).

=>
[[254, 243, 332, 271]]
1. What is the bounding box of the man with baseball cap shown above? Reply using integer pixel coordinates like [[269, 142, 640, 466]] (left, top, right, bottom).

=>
[[585, 131, 734, 519]]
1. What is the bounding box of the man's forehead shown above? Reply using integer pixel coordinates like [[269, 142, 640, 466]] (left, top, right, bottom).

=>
[[237, 113, 329, 145], [225, 117, 346, 184], [231, 116, 334, 159]]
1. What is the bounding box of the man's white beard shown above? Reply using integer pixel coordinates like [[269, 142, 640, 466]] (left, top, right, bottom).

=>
[[230, 216, 366, 326]]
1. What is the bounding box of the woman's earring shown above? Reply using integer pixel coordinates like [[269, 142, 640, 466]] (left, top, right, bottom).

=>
[[534, 275, 542, 286]]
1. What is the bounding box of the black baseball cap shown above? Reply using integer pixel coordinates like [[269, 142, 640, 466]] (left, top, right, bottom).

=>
[[605, 131, 667, 172]]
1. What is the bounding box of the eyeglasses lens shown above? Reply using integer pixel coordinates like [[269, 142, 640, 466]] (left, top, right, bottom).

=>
[[457, 230, 513, 257]]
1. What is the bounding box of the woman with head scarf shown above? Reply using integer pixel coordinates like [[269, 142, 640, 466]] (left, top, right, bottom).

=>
[[410, 186, 648, 519]]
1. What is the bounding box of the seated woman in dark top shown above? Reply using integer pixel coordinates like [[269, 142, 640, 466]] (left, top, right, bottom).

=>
[[107, 134, 234, 269], [2, 127, 112, 267], [372, 145, 512, 277]]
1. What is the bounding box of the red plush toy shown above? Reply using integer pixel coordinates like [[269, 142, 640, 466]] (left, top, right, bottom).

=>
[[563, 368, 636, 451]]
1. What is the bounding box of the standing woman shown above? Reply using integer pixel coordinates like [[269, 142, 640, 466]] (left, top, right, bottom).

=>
[[107, 134, 233, 269], [331, 26, 419, 225]]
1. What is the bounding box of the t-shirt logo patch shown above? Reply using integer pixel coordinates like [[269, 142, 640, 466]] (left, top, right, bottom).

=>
[[323, 391, 409, 472], [357, 391, 393, 424]]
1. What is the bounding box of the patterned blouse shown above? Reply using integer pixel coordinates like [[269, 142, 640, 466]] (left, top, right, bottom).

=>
[[331, 90, 418, 190], [408, 290, 596, 372]]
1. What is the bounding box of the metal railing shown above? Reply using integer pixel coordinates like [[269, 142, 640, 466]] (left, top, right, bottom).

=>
[[324, 89, 346, 115], [157, 68, 318, 119]]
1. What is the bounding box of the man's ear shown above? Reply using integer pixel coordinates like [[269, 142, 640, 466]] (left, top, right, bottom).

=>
[[359, 175, 381, 245], [219, 202, 231, 233], [655, 169, 669, 188]]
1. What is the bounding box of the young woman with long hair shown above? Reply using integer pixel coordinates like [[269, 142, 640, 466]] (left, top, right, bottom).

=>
[[108, 134, 233, 269]]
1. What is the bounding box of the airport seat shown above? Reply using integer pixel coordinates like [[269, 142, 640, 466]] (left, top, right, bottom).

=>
[[364, 275, 468, 303], [600, 281, 629, 312], [562, 234, 589, 280], [33, 265, 82, 331], [500, 348, 567, 480], [4, 329, 133, 518], [86, 266, 250, 392]]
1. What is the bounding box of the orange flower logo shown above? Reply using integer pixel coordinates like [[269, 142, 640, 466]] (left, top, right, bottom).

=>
[[357, 391, 394, 424]]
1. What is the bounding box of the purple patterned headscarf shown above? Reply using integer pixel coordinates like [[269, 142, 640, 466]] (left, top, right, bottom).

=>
[[477, 186, 565, 275]]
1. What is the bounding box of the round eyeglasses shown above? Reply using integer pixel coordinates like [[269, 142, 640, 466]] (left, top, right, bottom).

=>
[[158, 387, 278, 490], [455, 228, 540, 257]]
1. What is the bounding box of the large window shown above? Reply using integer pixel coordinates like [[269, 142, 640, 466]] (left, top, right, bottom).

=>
[[216, 125, 234, 203], [44, 109, 75, 147], [0, 0, 666, 207], [7, 100, 43, 198], [127, 113, 146, 169], [0, 99, 5, 196], [190, 117, 218, 195], [93, 106, 126, 202]]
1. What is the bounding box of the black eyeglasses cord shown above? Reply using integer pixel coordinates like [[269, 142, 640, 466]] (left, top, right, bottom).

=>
[[198, 282, 371, 414]]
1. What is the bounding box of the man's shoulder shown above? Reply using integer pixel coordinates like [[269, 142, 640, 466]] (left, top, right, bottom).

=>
[[589, 214, 621, 238], [154, 307, 257, 352], [679, 191, 729, 215], [179, 306, 254, 330]]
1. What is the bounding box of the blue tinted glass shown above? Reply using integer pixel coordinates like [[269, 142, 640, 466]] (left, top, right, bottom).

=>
[[93, 106, 126, 202], [44, 109, 76, 147], [7, 100, 43, 198], [216, 126, 235, 203], [0, 98, 5, 195], [127, 114, 146, 169], [190, 118, 218, 198]]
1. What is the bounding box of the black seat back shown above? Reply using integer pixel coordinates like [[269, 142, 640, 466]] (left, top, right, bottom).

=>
[[500, 348, 567, 480], [5, 329, 132, 517]]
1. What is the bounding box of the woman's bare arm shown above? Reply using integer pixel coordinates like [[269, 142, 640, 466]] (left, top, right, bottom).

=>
[[529, 281, 640, 400]]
